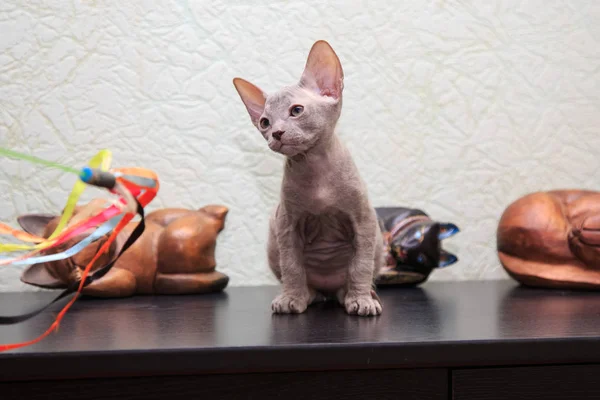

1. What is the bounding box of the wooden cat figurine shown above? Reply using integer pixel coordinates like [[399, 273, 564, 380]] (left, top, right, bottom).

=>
[[497, 190, 600, 289], [375, 207, 459, 287], [17, 198, 229, 297]]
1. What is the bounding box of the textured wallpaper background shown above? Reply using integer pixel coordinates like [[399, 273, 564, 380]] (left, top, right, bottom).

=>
[[1, 0, 599, 291]]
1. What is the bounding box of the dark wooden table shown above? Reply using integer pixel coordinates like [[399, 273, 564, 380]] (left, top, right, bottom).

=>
[[1, 280, 600, 399]]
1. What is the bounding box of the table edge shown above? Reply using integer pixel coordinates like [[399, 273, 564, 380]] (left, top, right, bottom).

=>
[[1, 336, 600, 382]]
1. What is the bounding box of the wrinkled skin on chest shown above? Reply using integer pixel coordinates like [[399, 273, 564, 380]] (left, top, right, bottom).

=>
[[234, 40, 383, 316], [294, 210, 354, 292], [267, 197, 383, 314]]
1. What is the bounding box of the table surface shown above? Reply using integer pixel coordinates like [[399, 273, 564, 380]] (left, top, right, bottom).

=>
[[1, 280, 600, 381]]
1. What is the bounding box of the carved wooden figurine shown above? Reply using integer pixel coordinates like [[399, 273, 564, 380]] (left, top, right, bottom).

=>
[[497, 190, 600, 289], [17, 198, 230, 297], [375, 207, 459, 287]]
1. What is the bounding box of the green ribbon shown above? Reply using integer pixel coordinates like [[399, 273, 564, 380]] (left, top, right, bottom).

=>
[[0, 147, 79, 175]]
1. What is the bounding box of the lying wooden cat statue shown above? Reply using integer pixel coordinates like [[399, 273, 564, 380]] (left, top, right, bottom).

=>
[[17, 198, 230, 297], [497, 190, 600, 289]]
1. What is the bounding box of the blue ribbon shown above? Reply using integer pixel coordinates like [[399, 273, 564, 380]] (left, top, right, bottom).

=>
[[0, 215, 123, 266]]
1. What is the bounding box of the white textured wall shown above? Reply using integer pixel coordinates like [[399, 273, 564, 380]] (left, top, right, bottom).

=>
[[1, 1, 600, 291]]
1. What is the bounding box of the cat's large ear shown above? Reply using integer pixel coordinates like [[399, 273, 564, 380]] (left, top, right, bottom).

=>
[[233, 78, 267, 126], [438, 223, 460, 240], [438, 250, 458, 268], [21, 263, 66, 289], [300, 40, 344, 100], [17, 214, 56, 237]]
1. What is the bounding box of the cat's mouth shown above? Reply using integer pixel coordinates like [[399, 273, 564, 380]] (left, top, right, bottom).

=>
[[269, 136, 318, 157], [269, 141, 300, 156], [278, 145, 299, 156]]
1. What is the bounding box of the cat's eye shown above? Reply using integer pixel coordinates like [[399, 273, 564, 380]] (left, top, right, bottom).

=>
[[259, 117, 270, 129], [290, 105, 304, 117]]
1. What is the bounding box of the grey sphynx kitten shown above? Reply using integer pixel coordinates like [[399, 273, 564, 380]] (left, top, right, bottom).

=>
[[233, 40, 383, 316]]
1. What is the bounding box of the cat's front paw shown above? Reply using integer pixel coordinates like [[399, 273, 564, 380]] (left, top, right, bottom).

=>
[[344, 293, 383, 316], [271, 293, 309, 314]]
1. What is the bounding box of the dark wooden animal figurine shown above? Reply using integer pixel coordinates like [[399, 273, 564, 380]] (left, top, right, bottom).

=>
[[17, 198, 229, 297], [375, 207, 459, 287], [497, 190, 600, 290]]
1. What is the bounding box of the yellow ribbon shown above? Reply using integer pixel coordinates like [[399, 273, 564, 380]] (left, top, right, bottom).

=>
[[0, 149, 112, 253]]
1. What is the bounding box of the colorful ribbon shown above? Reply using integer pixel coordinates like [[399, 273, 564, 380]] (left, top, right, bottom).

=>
[[0, 149, 112, 253], [0, 148, 159, 352], [0, 215, 123, 266]]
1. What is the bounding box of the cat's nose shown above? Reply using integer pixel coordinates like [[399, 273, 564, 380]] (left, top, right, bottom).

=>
[[272, 130, 285, 141]]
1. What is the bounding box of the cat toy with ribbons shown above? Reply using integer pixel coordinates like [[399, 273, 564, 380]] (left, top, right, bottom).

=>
[[0, 148, 159, 352]]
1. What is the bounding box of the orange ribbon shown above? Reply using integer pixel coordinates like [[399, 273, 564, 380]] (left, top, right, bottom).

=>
[[0, 167, 159, 352]]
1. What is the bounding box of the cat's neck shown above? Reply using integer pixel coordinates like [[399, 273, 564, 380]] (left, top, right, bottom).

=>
[[284, 132, 346, 176]]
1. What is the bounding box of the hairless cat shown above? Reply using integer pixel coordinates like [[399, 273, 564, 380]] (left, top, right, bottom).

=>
[[233, 40, 383, 316]]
